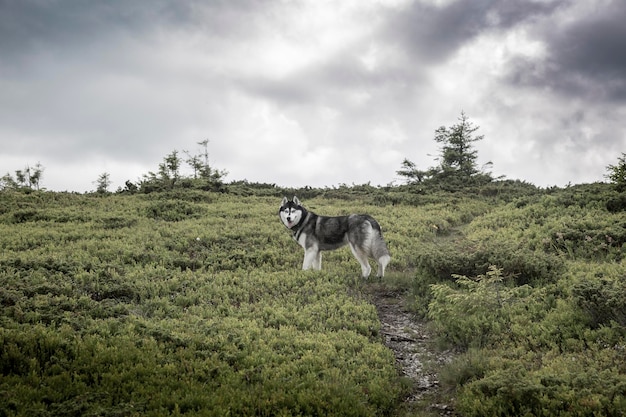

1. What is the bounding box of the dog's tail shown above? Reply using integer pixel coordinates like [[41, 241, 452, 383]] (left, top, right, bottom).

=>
[[372, 235, 390, 262], [366, 217, 391, 266]]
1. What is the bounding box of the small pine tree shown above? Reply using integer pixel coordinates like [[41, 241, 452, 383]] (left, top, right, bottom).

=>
[[606, 153, 626, 192], [396, 159, 423, 183], [0, 173, 17, 190], [94, 172, 111, 194], [123, 180, 138, 194], [29, 162, 44, 190], [159, 150, 182, 189], [434, 111, 482, 179], [8, 162, 45, 190], [398, 112, 492, 188]]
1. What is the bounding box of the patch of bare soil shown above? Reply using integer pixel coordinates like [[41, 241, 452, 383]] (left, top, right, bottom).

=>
[[366, 286, 457, 416]]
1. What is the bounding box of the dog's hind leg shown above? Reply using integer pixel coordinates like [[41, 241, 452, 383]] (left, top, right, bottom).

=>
[[371, 233, 391, 278], [376, 254, 391, 278], [349, 243, 372, 278]]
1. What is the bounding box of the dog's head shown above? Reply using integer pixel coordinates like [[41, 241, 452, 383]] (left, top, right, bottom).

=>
[[279, 196, 304, 229]]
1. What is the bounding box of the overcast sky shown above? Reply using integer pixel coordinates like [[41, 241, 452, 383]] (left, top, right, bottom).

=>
[[1, 0, 625, 192]]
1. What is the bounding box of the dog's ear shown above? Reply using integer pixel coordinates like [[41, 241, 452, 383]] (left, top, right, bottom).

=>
[[293, 196, 300, 206], [281, 197, 288, 207]]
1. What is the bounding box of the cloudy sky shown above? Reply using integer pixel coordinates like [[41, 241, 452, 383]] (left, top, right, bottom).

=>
[[1, 0, 625, 192]]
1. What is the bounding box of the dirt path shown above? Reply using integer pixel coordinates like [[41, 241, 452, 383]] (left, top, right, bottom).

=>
[[366, 285, 456, 416]]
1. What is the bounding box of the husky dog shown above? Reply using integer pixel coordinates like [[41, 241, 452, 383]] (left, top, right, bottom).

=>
[[278, 196, 391, 278]]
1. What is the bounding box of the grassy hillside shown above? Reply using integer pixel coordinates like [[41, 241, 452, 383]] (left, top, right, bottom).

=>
[[419, 184, 626, 416], [0, 184, 624, 416]]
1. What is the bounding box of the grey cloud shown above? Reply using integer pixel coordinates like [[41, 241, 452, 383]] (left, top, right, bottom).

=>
[[0, 0, 268, 59], [383, 0, 566, 64], [0, 2, 137, 52], [1, 0, 623, 191], [238, 58, 415, 109], [506, 0, 626, 102]]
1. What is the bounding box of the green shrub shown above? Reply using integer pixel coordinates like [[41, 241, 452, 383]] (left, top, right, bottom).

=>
[[440, 348, 492, 387], [415, 238, 563, 286], [572, 274, 626, 328], [457, 365, 545, 417], [11, 209, 44, 223], [145, 200, 206, 221], [99, 216, 138, 229], [606, 194, 626, 212], [428, 266, 533, 349], [457, 348, 626, 417]]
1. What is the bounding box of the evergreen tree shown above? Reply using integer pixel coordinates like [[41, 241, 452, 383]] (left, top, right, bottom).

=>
[[94, 172, 111, 194], [396, 159, 438, 184], [0, 173, 17, 190], [606, 152, 626, 192], [28, 162, 45, 190], [139, 144, 227, 193], [7, 162, 45, 190], [158, 150, 182, 188], [398, 112, 492, 188], [434, 111, 482, 179], [397, 159, 423, 183]]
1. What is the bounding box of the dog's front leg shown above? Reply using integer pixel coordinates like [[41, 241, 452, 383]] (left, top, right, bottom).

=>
[[302, 247, 319, 270], [313, 251, 322, 270]]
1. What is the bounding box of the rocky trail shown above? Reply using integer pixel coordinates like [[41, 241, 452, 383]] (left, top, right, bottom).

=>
[[366, 286, 457, 416]]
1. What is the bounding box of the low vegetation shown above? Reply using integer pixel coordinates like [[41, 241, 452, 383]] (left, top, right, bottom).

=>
[[1, 180, 625, 416], [422, 184, 626, 416]]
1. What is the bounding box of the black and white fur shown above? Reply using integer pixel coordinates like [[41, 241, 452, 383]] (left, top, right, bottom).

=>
[[278, 196, 391, 278]]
